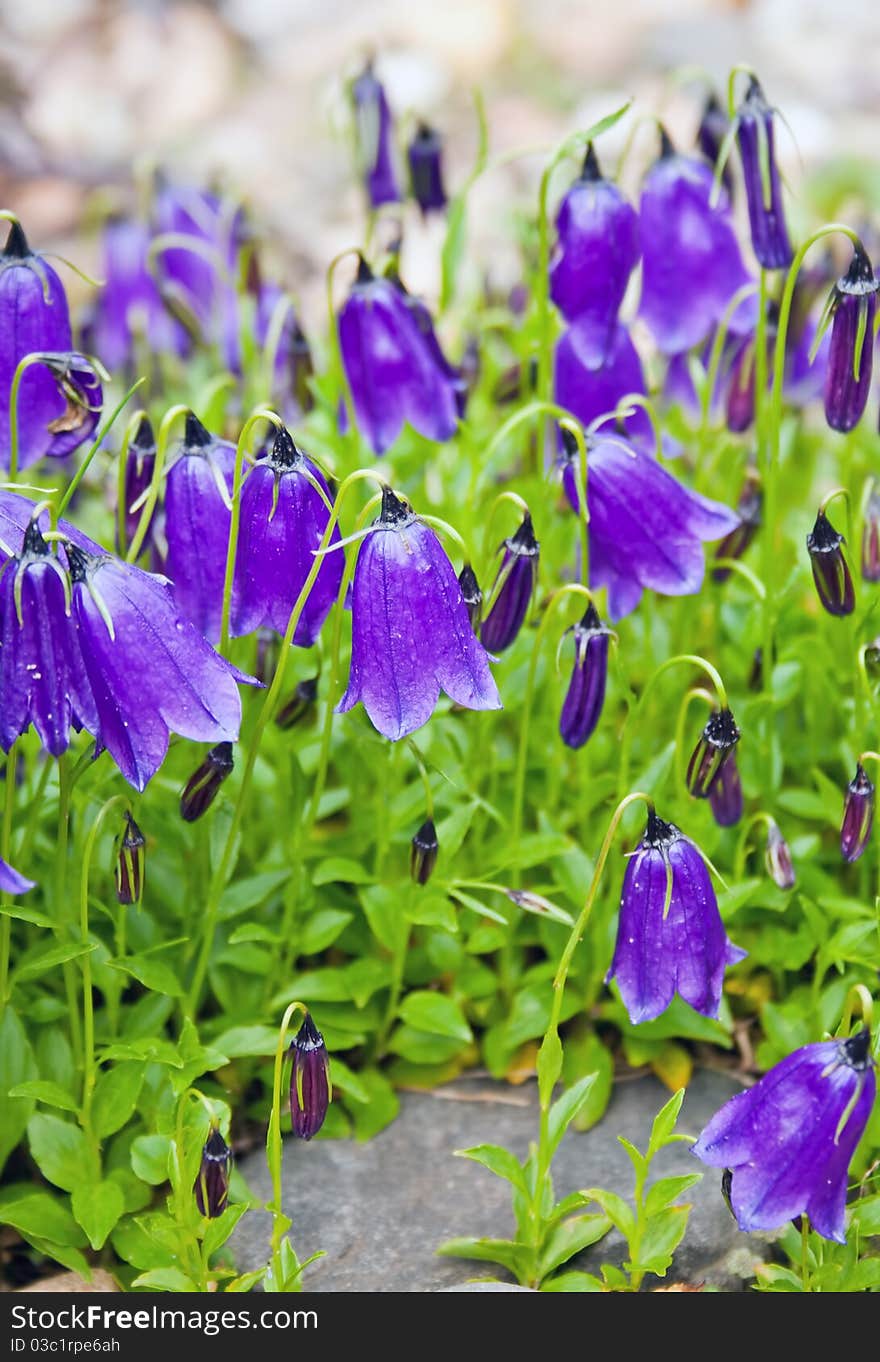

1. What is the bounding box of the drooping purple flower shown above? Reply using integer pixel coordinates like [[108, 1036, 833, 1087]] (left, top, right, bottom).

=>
[[115, 811, 145, 906], [765, 818, 795, 889], [389, 269, 468, 418], [560, 432, 739, 621], [709, 751, 744, 827], [338, 259, 459, 454], [351, 63, 401, 208], [559, 601, 611, 749], [118, 414, 156, 556], [408, 123, 447, 215], [607, 807, 746, 1024], [840, 762, 874, 863], [337, 487, 501, 741], [549, 143, 640, 337], [806, 508, 855, 617], [87, 215, 187, 370], [822, 241, 878, 433], [735, 77, 792, 270], [686, 707, 740, 799], [693, 1029, 876, 1243], [1, 220, 74, 471], [180, 741, 234, 822], [862, 487, 880, 582], [66, 543, 248, 792], [410, 817, 439, 885], [638, 133, 756, 355], [554, 315, 652, 448], [480, 512, 539, 654], [697, 92, 733, 197], [164, 412, 235, 643], [0, 857, 35, 895], [713, 471, 762, 582], [194, 1127, 232, 1219], [289, 1012, 330, 1140], [231, 426, 342, 646], [35, 353, 104, 460]]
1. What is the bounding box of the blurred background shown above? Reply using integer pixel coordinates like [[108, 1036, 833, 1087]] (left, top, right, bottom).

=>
[[1, 0, 879, 322]]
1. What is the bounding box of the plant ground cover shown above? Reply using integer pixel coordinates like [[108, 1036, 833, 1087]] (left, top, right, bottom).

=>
[[0, 53, 879, 1295]]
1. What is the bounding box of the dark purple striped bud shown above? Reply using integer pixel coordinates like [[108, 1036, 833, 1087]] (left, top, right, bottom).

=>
[[709, 751, 743, 827], [115, 811, 146, 906], [180, 742, 234, 822], [480, 512, 539, 653], [713, 471, 762, 581], [823, 242, 878, 433], [686, 707, 740, 799], [289, 1012, 330, 1140], [458, 564, 482, 630], [807, 509, 855, 617], [559, 602, 611, 749], [275, 677, 319, 731], [118, 414, 156, 555], [408, 123, 447, 215], [410, 817, 439, 886], [194, 1127, 232, 1218], [862, 488, 880, 583], [841, 763, 874, 863], [735, 77, 792, 270], [764, 818, 795, 889]]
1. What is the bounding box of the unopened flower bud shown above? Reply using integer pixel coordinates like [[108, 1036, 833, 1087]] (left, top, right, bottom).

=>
[[686, 708, 740, 799], [194, 1127, 232, 1219], [289, 1012, 330, 1141], [458, 565, 482, 631], [276, 677, 319, 731], [180, 742, 234, 822], [841, 763, 874, 863], [410, 817, 439, 886], [807, 509, 855, 617], [115, 811, 146, 905]]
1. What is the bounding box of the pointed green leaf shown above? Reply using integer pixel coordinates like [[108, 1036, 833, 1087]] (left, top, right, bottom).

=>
[[539, 1213, 612, 1276], [436, 1236, 527, 1278], [455, 1144, 527, 1193], [627, 1206, 690, 1277], [648, 1088, 686, 1155], [644, 1173, 703, 1217], [72, 1179, 125, 1250], [581, 1187, 635, 1241], [399, 991, 472, 1042], [9, 1080, 79, 1113], [547, 1073, 597, 1160], [27, 1114, 88, 1192]]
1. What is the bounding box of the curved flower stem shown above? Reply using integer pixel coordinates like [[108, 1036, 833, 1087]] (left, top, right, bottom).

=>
[[673, 687, 714, 790], [818, 486, 853, 537], [733, 810, 775, 880], [0, 742, 19, 1015], [407, 738, 435, 819], [114, 409, 149, 557], [558, 417, 589, 581], [617, 653, 729, 800], [56, 377, 146, 519], [267, 1001, 306, 1257], [605, 392, 663, 462], [185, 469, 387, 1017], [712, 558, 767, 599], [219, 408, 283, 654], [261, 292, 296, 402], [837, 983, 874, 1040], [698, 281, 759, 461], [482, 399, 569, 476], [126, 403, 189, 562], [8, 354, 47, 483]]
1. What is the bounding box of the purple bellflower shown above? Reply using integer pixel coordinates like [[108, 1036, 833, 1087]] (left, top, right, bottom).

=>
[[862, 486, 880, 583], [549, 143, 640, 338], [289, 1012, 330, 1140], [35, 353, 104, 460], [554, 315, 652, 448], [686, 707, 741, 799], [88, 215, 187, 371], [693, 1029, 876, 1243], [822, 241, 878, 433], [607, 808, 746, 1024], [408, 123, 447, 214], [840, 762, 874, 863], [638, 132, 756, 355], [337, 487, 501, 741], [735, 77, 792, 270], [338, 259, 459, 454], [560, 430, 739, 621], [480, 511, 539, 654], [709, 752, 744, 827], [0, 857, 35, 895], [231, 426, 343, 645], [119, 414, 156, 556], [697, 92, 733, 197], [389, 269, 468, 419], [352, 63, 401, 208], [806, 508, 854, 617], [559, 600, 611, 749], [194, 1127, 232, 1219], [164, 412, 235, 643]]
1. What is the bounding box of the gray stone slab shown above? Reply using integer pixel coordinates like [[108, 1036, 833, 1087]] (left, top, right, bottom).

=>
[[231, 1069, 765, 1292]]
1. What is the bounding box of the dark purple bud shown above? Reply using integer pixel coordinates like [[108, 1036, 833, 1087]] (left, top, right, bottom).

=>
[[115, 811, 146, 906], [807, 509, 855, 617], [735, 77, 792, 270], [559, 601, 611, 749], [686, 707, 740, 799], [862, 488, 880, 583], [480, 512, 539, 653], [823, 242, 878, 433], [180, 742, 234, 822], [194, 1127, 232, 1219], [118, 414, 156, 555], [709, 751, 743, 827], [697, 93, 733, 196], [492, 355, 538, 406], [407, 123, 447, 215], [764, 818, 795, 889], [458, 564, 482, 630], [410, 817, 439, 886], [289, 1012, 330, 1140], [713, 471, 762, 581], [841, 763, 874, 863], [275, 677, 319, 731], [351, 63, 401, 208]]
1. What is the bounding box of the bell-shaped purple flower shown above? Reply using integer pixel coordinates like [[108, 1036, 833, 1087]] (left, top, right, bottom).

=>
[[697, 92, 733, 197], [351, 63, 401, 208], [289, 1012, 330, 1140], [36, 353, 104, 460], [709, 751, 744, 827], [822, 241, 878, 433], [118, 414, 156, 556], [389, 269, 469, 419], [0, 857, 35, 895], [840, 762, 874, 863], [337, 487, 501, 741], [607, 808, 746, 1024], [638, 133, 756, 355], [152, 180, 245, 363], [686, 707, 741, 799], [480, 512, 539, 654], [410, 817, 439, 885], [164, 412, 235, 643], [693, 1029, 876, 1243], [88, 215, 187, 371], [338, 259, 459, 454], [1, 220, 74, 471], [735, 77, 792, 270], [66, 543, 248, 792], [561, 432, 739, 621], [765, 818, 795, 889], [862, 486, 880, 583], [230, 426, 343, 646], [549, 143, 640, 336], [806, 508, 855, 617], [559, 601, 611, 749], [194, 1127, 232, 1219], [408, 123, 447, 215], [713, 471, 762, 582], [554, 315, 652, 448]]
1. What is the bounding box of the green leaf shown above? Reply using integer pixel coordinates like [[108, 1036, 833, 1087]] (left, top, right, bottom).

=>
[[212, 1024, 278, 1058], [644, 1174, 703, 1217], [628, 1206, 690, 1277], [541, 1271, 603, 1292], [398, 990, 472, 1042], [9, 1080, 79, 1113], [851, 1195, 880, 1236], [225, 1268, 267, 1293], [648, 1088, 686, 1155], [360, 884, 408, 952], [0, 1007, 38, 1171], [348, 1069, 399, 1140], [0, 902, 54, 927], [329, 1058, 369, 1105], [110, 953, 184, 996], [404, 893, 458, 931], [455, 1144, 527, 1193], [539, 1214, 612, 1277], [581, 1187, 635, 1241], [27, 1114, 88, 1192], [617, 1135, 647, 1180], [537, 1031, 562, 1109], [218, 870, 288, 920], [202, 1202, 249, 1259], [72, 1179, 125, 1250], [388, 1025, 466, 1065], [547, 1073, 597, 1160], [312, 857, 373, 885], [130, 1134, 172, 1185], [13, 940, 97, 983], [132, 1267, 198, 1292], [568, 1033, 613, 1133], [0, 1192, 86, 1247], [436, 1236, 526, 1278], [92, 1063, 145, 1138], [101, 1038, 184, 1068], [20, 1236, 92, 1281], [299, 908, 353, 954]]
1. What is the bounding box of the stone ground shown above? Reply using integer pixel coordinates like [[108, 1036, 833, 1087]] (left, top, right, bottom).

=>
[[231, 1069, 768, 1291]]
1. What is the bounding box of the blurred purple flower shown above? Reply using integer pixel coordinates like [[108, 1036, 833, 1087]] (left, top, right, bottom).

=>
[[118, 414, 156, 556], [822, 241, 878, 433], [841, 762, 874, 863], [87, 215, 187, 370], [164, 412, 236, 643], [408, 123, 447, 214], [0, 857, 35, 895], [480, 511, 539, 654], [554, 315, 652, 448], [351, 64, 401, 208]]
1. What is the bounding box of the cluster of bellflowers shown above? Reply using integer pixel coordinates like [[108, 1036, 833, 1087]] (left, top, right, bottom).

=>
[[350, 61, 447, 215]]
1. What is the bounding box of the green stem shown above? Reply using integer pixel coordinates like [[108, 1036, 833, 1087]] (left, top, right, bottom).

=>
[[219, 408, 282, 654], [56, 378, 146, 518], [8, 354, 46, 483], [126, 404, 190, 562], [0, 742, 19, 1013]]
